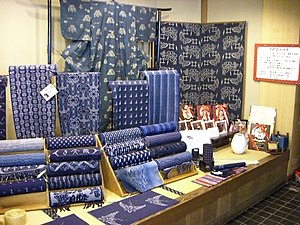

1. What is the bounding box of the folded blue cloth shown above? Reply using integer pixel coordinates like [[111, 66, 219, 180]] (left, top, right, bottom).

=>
[[139, 122, 177, 137], [49, 147, 101, 162], [99, 127, 142, 146], [144, 131, 182, 148], [150, 141, 187, 159], [161, 161, 193, 179], [0, 153, 46, 167], [46, 135, 96, 150], [213, 162, 246, 171], [155, 151, 193, 170], [42, 214, 88, 225], [104, 139, 145, 157], [0, 164, 46, 182], [0, 138, 44, 154]]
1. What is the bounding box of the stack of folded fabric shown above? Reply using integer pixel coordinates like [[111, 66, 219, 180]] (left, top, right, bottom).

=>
[[46, 135, 104, 209], [0, 138, 47, 197]]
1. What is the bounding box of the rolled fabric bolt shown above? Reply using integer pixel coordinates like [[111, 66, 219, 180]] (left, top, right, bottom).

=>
[[4, 209, 26, 225], [213, 162, 246, 171]]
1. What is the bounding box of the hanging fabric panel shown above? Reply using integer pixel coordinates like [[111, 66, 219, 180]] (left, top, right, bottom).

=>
[[0, 76, 7, 140]]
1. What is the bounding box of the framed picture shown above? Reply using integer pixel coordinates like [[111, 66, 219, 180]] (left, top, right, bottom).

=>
[[178, 121, 188, 131], [215, 120, 228, 134], [230, 119, 248, 132], [248, 123, 271, 150], [213, 103, 229, 126], [179, 104, 195, 121], [191, 120, 203, 130], [203, 120, 215, 130], [196, 105, 213, 121]]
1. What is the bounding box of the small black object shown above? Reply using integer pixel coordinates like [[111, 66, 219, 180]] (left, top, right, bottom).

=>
[[199, 144, 214, 172], [192, 148, 200, 168]]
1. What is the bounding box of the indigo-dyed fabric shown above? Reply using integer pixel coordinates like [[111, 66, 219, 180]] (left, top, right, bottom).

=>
[[144, 131, 182, 148], [49, 147, 101, 162], [48, 172, 102, 190], [0, 178, 46, 197], [49, 186, 104, 207], [0, 76, 7, 140], [60, 1, 157, 131], [104, 139, 145, 158], [0, 138, 44, 153], [109, 150, 151, 170], [161, 161, 193, 179], [89, 190, 178, 225], [46, 135, 96, 150], [159, 22, 246, 120], [9, 64, 57, 139], [117, 161, 163, 193], [155, 151, 192, 170], [56, 72, 101, 136], [150, 141, 187, 159], [0, 153, 46, 167], [42, 214, 88, 225], [47, 160, 100, 177], [0, 165, 46, 182], [99, 127, 142, 146], [109, 80, 149, 130], [142, 70, 180, 125], [139, 122, 178, 137]]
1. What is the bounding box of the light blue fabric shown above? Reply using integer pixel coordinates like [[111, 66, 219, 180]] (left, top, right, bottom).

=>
[[0, 138, 44, 153], [0, 153, 46, 167]]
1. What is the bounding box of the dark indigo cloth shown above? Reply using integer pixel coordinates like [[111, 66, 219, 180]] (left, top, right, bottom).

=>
[[60, 0, 157, 131], [0, 153, 46, 167], [56, 72, 101, 136], [141, 70, 180, 125], [104, 139, 145, 158], [144, 131, 182, 148], [0, 138, 44, 153], [117, 161, 163, 193], [0, 165, 46, 182], [9, 64, 57, 139], [49, 147, 101, 162], [0, 76, 7, 140], [109, 80, 149, 130], [49, 186, 104, 207], [46, 135, 96, 150], [89, 190, 178, 225], [159, 22, 246, 120], [48, 172, 102, 190], [47, 160, 100, 177], [150, 141, 187, 159], [109, 150, 151, 170], [0, 178, 46, 197], [155, 151, 193, 170], [161, 161, 193, 179], [139, 122, 177, 137], [99, 127, 142, 146], [42, 214, 88, 225]]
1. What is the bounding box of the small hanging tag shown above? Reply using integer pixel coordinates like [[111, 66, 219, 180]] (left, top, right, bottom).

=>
[[40, 84, 58, 101]]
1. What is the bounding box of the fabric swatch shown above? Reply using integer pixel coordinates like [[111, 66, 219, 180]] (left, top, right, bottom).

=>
[[46, 135, 96, 150], [149, 141, 187, 159], [56, 72, 101, 136], [0, 153, 46, 167], [0, 164, 46, 182], [155, 151, 193, 170], [104, 139, 145, 158], [117, 161, 163, 193], [99, 127, 142, 146], [9, 64, 57, 139], [0, 76, 7, 140], [192, 173, 226, 187], [42, 214, 88, 225], [161, 161, 193, 179], [0, 138, 44, 153], [48, 147, 101, 162], [139, 122, 177, 137], [144, 131, 182, 148]]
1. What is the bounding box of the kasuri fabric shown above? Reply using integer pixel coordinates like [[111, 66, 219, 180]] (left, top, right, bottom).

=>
[[109, 80, 149, 130], [117, 161, 163, 193], [47, 160, 100, 177], [0, 138, 44, 153], [155, 151, 193, 170], [0, 76, 7, 140], [48, 147, 101, 162], [144, 131, 182, 148], [89, 190, 178, 225], [99, 127, 142, 146], [139, 122, 177, 137], [161, 161, 193, 179], [0, 165, 46, 182], [141, 70, 180, 125], [48, 172, 102, 190], [109, 150, 151, 170], [60, 0, 157, 131], [9, 64, 57, 139], [46, 135, 96, 150], [149, 141, 187, 159], [0, 178, 46, 197], [49, 186, 104, 207], [56, 72, 101, 136], [0, 153, 46, 167], [104, 139, 145, 158], [192, 173, 226, 187], [159, 22, 246, 120], [42, 214, 88, 225]]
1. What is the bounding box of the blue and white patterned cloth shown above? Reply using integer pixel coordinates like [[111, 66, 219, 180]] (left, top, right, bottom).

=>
[[161, 161, 193, 179], [117, 161, 163, 193], [56, 72, 101, 136], [155, 151, 193, 171], [149, 141, 187, 159], [109, 80, 149, 130], [0, 153, 46, 167], [42, 214, 88, 225], [9, 64, 57, 139], [46, 135, 96, 150], [0, 165, 46, 182], [0, 138, 44, 153], [104, 139, 145, 158], [141, 70, 180, 125], [139, 122, 178, 137], [48, 147, 101, 162], [144, 131, 182, 148], [0, 76, 7, 140], [99, 127, 142, 146]]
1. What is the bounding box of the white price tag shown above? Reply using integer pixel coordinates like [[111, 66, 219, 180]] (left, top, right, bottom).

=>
[[40, 84, 58, 101]]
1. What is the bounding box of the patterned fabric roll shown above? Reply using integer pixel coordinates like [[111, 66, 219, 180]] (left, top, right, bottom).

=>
[[155, 151, 193, 170], [139, 122, 177, 137], [49, 186, 104, 207], [47, 160, 100, 177], [0, 153, 46, 167], [0, 76, 7, 140], [0, 178, 46, 197], [0, 165, 46, 182], [56, 72, 101, 136], [99, 127, 142, 146], [144, 131, 182, 148], [48, 173, 102, 190], [46, 135, 96, 150], [9, 64, 57, 139], [150, 141, 187, 159], [117, 161, 163, 193], [161, 161, 193, 179], [49, 147, 101, 162], [109, 150, 151, 170], [104, 139, 145, 158], [0, 138, 44, 153]]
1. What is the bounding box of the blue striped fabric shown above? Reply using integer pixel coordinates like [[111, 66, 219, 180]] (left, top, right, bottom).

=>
[[144, 131, 182, 148], [0, 153, 46, 167], [139, 122, 177, 137]]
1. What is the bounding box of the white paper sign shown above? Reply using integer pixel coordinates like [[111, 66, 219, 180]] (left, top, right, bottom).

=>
[[40, 84, 58, 101]]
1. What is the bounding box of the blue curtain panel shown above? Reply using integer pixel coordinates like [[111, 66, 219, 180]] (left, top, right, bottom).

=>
[[48, 147, 101, 162], [0, 153, 46, 167], [0, 76, 7, 140], [139, 122, 178, 137], [46, 135, 96, 150], [0, 164, 46, 182], [99, 127, 142, 146], [155, 151, 193, 171], [0, 138, 44, 154]]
